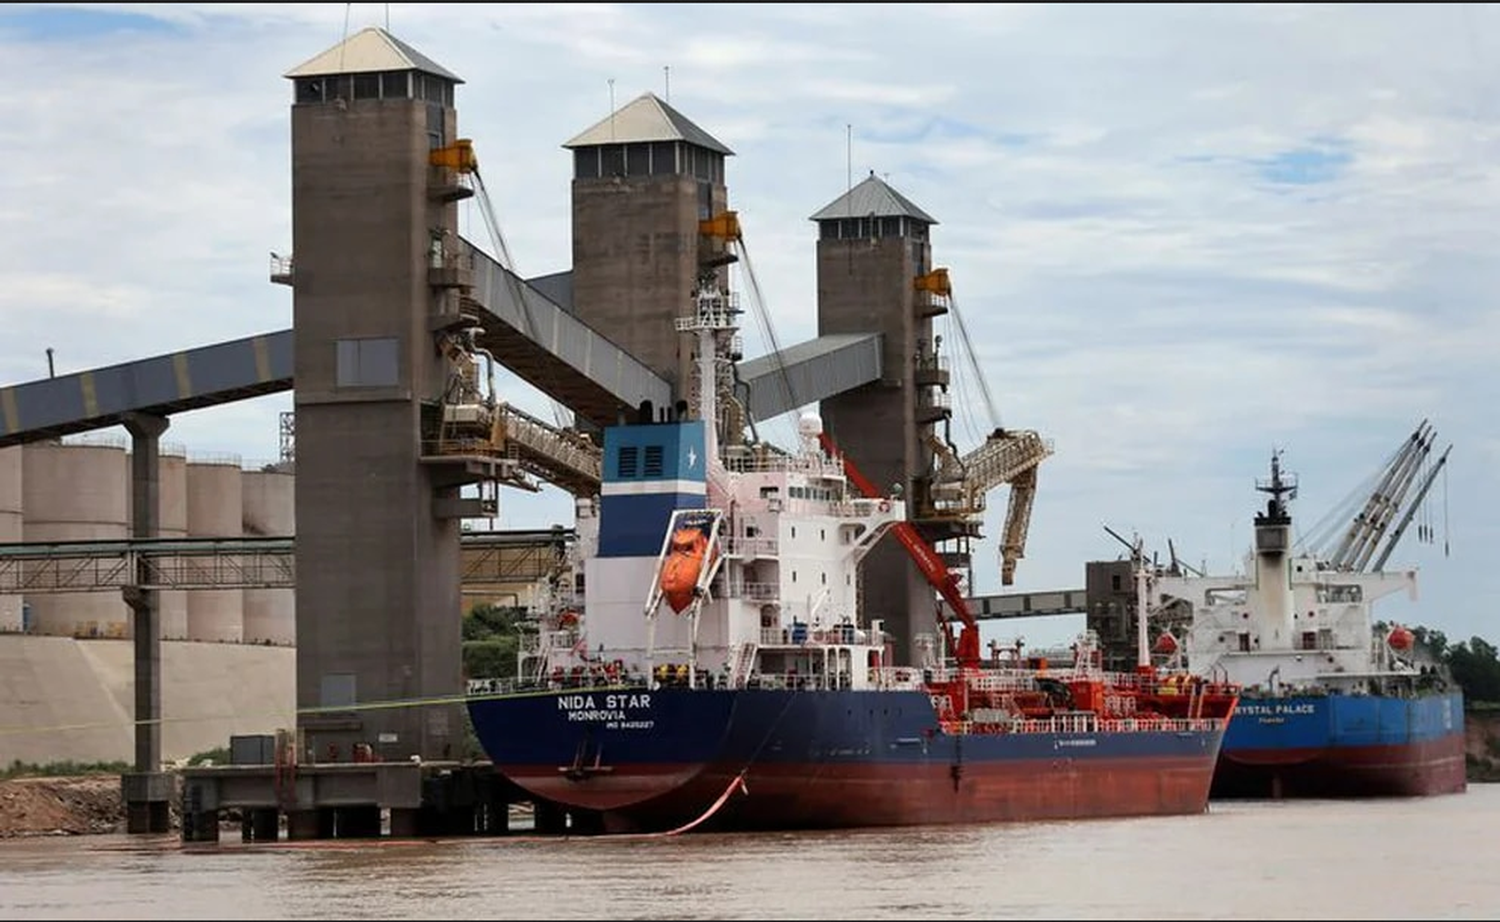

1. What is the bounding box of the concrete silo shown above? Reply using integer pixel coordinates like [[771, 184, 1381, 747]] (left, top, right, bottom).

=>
[[0, 447, 21, 632], [129, 444, 191, 641], [185, 456, 244, 642], [21, 438, 130, 637], [241, 467, 294, 645]]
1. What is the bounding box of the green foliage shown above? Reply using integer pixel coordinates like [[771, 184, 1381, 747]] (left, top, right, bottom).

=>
[[2, 759, 130, 780], [1403, 625, 1500, 707], [461, 603, 526, 680], [185, 746, 230, 767], [1447, 637, 1500, 705]]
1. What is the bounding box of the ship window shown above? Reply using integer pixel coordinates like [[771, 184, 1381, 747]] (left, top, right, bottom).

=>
[[791, 527, 797, 539], [821, 572, 827, 585], [792, 571, 798, 583], [644, 445, 664, 477], [1111, 574, 1122, 591], [820, 529, 826, 541], [619, 446, 640, 478]]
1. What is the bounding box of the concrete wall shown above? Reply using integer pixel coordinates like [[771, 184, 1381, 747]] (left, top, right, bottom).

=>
[[21, 440, 130, 638], [242, 469, 295, 645], [0, 635, 295, 766], [0, 447, 20, 632], [185, 459, 244, 642]]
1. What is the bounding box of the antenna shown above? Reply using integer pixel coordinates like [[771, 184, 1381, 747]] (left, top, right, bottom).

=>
[[846, 124, 852, 196], [664, 65, 671, 103], [339, 3, 352, 73], [608, 78, 616, 140], [385, 3, 390, 30]]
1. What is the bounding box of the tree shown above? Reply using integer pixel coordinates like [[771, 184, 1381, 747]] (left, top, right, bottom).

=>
[[461, 603, 525, 680], [1447, 637, 1500, 705]]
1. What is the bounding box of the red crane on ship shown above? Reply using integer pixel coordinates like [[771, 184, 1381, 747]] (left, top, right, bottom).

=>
[[818, 431, 984, 671]]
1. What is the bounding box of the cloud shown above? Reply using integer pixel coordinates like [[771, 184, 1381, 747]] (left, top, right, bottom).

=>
[[0, 2, 1496, 647]]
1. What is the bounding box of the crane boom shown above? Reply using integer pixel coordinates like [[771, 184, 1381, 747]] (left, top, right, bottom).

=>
[[1328, 422, 1429, 570], [1370, 443, 1452, 572], [818, 430, 982, 669], [1350, 428, 1432, 572]]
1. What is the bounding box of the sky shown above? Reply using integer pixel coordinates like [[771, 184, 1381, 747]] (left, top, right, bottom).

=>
[[0, 2, 1496, 649]]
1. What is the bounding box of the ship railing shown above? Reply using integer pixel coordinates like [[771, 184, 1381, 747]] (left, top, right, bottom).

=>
[[722, 536, 779, 558], [963, 672, 1046, 693], [466, 677, 521, 697], [722, 453, 845, 478], [764, 624, 877, 647], [743, 671, 855, 692], [742, 582, 781, 602], [869, 666, 930, 690], [948, 713, 1227, 736]]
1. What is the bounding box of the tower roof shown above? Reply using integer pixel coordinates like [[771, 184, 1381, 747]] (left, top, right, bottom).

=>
[[283, 26, 463, 83], [809, 172, 937, 224], [563, 92, 733, 155]]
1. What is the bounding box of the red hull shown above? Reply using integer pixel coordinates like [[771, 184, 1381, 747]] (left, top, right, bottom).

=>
[[502, 755, 1220, 833], [1212, 733, 1468, 798]]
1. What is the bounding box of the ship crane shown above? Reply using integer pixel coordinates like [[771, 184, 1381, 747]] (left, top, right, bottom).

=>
[[1315, 420, 1452, 572], [819, 430, 983, 671]]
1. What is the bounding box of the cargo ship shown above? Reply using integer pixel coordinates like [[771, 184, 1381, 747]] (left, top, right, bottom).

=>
[[1149, 449, 1466, 799], [467, 269, 1239, 834]]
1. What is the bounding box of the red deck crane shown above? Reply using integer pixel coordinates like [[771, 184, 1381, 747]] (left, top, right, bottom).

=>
[[818, 431, 983, 670]]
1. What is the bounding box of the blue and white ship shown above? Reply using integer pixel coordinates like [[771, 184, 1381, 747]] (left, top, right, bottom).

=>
[[1152, 451, 1466, 798]]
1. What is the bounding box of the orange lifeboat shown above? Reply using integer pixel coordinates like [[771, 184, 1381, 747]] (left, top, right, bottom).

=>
[[661, 526, 713, 614], [1387, 624, 1415, 652]]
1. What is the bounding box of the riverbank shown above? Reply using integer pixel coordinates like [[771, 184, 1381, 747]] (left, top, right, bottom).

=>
[[0, 774, 136, 837]]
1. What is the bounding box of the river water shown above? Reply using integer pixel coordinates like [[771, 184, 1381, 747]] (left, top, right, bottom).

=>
[[1, 787, 1495, 920]]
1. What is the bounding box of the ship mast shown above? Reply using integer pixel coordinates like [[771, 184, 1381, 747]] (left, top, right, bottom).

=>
[[1252, 450, 1298, 645], [675, 267, 739, 473]]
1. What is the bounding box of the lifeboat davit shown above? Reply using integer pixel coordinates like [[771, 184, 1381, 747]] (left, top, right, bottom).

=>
[[661, 526, 713, 614]]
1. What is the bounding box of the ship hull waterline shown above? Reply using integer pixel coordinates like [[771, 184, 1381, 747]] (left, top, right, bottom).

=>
[[469, 686, 1229, 833], [1212, 691, 1467, 799]]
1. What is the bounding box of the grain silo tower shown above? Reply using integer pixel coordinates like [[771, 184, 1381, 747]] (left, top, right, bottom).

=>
[[0, 447, 20, 632], [812, 173, 949, 663], [241, 466, 295, 645], [185, 456, 244, 642], [21, 438, 130, 637], [564, 91, 734, 395]]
